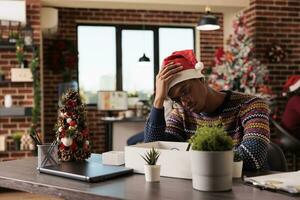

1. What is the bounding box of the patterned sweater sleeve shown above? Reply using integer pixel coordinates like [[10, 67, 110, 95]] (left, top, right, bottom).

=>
[[144, 107, 186, 142], [236, 98, 270, 171]]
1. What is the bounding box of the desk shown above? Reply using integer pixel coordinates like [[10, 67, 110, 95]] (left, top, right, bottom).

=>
[[0, 154, 298, 200], [102, 117, 146, 151]]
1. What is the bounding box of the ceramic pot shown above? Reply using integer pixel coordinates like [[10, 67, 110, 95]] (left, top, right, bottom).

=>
[[232, 161, 243, 178], [190, 150, 233, 191], [144, 164, 160, 182]]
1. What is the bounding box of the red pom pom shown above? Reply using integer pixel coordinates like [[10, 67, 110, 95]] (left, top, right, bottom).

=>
[[69, 120, 77, 127]]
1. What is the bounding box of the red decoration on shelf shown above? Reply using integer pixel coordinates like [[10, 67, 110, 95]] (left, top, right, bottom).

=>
[[48, 40, 77, 69], [48, 40, 78, 82]]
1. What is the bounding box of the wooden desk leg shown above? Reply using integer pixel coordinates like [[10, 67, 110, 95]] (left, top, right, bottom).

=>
[[106, 122, 113, 151]]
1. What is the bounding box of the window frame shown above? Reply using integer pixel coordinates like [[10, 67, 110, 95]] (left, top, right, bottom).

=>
[[76, 24, 195, 105]]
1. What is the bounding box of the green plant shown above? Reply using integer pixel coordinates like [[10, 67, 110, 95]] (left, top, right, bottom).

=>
[[189, 124, 233, 151], [16, 39, 24, 65], [234, 151, 243, 162], [128, 91, 138, 98], [9, 32, 19, 40], [12, 132, 23, 142], [141, 147, 160, 165]]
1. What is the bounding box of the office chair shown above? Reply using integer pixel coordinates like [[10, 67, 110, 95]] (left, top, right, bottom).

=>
[[270, 118, 300, 171], [267, 141, 288, 172]]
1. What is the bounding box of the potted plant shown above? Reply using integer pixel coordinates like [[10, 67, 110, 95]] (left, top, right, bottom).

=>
[[127, 92, 139, 108], [9, 32, 19, 43], [12, 132, 23, 151], [16, 39, 24, 67], [189, 124, 233, 191], [141, 147, 160, 182], [232, 151, 243, 178]]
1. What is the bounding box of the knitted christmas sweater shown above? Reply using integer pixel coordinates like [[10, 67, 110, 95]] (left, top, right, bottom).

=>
[[144, 91, 270, 171]]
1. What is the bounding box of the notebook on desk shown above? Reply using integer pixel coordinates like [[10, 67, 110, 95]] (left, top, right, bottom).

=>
[[38, 161, 133, 183]]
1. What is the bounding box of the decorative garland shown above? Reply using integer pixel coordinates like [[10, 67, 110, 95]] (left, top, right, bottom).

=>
[[29, 48, 41, 135]]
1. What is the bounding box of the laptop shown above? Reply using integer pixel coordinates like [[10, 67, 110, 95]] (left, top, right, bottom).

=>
[[38, 161, 133, 183]]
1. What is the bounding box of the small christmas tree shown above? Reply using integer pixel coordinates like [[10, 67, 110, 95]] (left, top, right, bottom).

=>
[[208, 12, 273, 98], [55, 89, 91, 161]]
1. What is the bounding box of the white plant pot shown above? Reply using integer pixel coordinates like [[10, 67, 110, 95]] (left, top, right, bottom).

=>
[[190, 150, 233, 191], [144, 165, 160, 182], [125, 110, 135, 118], [128, 97, 139, 108], [232, 161, 243, 178]]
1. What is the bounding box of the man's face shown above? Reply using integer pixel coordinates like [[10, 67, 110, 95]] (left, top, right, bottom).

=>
[[168, 79, 207, 113]]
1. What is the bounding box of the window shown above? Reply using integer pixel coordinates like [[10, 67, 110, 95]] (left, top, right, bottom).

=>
[[78, 25, 194, 104], [78, 26, 116, 104], [122, 29, 154, 98], [159, 28, 194, 66]]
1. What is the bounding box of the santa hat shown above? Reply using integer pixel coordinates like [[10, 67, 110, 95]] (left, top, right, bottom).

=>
[[283, 75, 300, 95], [162, 49, 204, 91]]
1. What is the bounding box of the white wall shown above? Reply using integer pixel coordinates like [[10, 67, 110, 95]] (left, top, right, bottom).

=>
[[222, 7, 245, 46]]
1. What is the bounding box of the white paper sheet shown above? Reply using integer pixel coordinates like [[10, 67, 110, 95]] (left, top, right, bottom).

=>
[[244, 171, 300, 194]]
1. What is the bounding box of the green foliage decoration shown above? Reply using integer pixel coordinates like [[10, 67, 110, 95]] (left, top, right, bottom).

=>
[[29, 48, 41, 136]]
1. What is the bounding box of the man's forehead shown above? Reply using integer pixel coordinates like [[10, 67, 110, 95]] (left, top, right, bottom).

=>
[[169, 81, 189, 97]]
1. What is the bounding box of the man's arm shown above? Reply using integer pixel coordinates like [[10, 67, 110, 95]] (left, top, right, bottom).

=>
[[236, 98, 270, 171], [144, 107, 185, 142]]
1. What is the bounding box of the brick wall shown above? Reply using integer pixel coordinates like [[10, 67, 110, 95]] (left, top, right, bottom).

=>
[[245, 0, 300, 170], [42, 8, 224, 153], [245, 0, 300, 113], [0, 0, 41, 159]]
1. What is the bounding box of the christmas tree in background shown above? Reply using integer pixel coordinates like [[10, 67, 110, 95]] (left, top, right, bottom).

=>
[[55, 90, 91, 161], [208, 12, 273, 97]]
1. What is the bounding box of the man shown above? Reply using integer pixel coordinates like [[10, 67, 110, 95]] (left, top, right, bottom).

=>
[[144, 49, 270, 171], [281, 75, 300, 140]]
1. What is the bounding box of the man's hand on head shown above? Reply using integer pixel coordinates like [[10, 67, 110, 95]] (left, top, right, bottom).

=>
[[154, 62, 183, 108]]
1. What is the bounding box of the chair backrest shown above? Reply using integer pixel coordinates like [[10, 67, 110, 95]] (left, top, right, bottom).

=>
[[270, 118, 300, 152], [267, 141, 288, 172]]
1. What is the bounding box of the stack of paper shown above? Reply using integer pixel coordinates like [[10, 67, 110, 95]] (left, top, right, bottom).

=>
[[244, 171, 300, 194]]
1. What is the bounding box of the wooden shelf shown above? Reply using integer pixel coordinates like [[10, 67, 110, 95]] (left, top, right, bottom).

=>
[[0, 107, 32, 117], [0, 42, 36, 51], [0, 81, 33, 86]]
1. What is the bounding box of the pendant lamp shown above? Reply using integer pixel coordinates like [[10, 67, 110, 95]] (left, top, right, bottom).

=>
[[197, 6, 220, 31]]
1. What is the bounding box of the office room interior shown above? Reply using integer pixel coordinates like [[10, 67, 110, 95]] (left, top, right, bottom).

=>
[[0, 0, 300, 199]]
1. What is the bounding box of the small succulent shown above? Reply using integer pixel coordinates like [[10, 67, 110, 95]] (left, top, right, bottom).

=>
[[234, 151, 243, 162], [141, 147, 160, 165]]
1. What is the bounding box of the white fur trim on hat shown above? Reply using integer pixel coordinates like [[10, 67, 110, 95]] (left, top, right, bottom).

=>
[[168, 65, 205, 92], [289, 79, 300, 92]]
